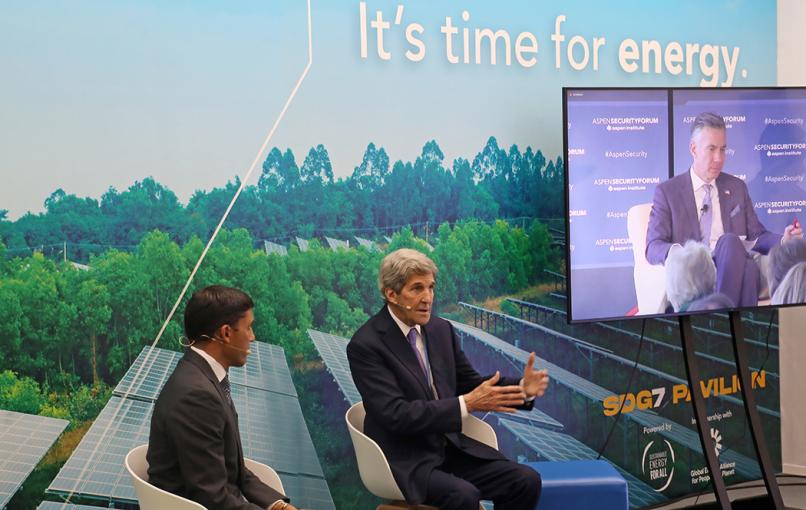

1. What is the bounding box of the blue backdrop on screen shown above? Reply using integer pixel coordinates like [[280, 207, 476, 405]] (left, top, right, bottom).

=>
[[567, 90, 669, 319]]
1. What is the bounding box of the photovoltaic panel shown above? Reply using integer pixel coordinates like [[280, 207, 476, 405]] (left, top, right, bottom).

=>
[[113, 347, 181, 401], [497, 408, 563, 431], [0, 410, 68, 508], [37, 502, 108, 510], [230, 384, 323, 477], [499, 418, 667, 508], [308, 329, 362, 405], [48, 396, 150, 502], [114, 343, 296, 400], [281, 475, 337, 510], [354, 236, 377, 251], [228, 342, 297, 396], [324, 236, 349, 250], [264, 240, 288, 256], [451, 320, 761, 479]]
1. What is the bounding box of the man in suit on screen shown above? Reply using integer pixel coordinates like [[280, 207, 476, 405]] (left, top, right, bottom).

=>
[[646, 112, 803, 307], [148, 285, 297, 510], [347, 248, 549, 510]]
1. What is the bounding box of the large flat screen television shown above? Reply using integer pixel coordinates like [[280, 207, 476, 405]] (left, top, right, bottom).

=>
[[564, 87, 806, 323]]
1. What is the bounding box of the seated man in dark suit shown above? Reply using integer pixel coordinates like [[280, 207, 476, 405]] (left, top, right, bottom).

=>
[[148, 285, 298, 510], [347, 248, 549, 510], [646, 112, 802, 307]]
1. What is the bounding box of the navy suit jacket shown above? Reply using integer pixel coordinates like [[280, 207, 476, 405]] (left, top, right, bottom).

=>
[[147, 349, 286, 510], [646, 171, 781, 265], [347, 306, 532, 504]]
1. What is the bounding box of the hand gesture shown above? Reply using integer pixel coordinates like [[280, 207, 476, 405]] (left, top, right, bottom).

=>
[[521, 352, 549, 398], [783, 223, 804, 242], [463, 371, 526, 413]]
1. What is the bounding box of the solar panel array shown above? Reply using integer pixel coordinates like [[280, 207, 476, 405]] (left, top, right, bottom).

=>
[[49, 344, 334, 509], [264, 240, 288, 257], [0, 410, 68, 508], [37, 503, 107, 510], [324, 236, 349, 250], [48, 396, 150, 502], [114, 343, 297, 399], [354, 236, 377, 251], [296, 237, 310, 252], [308, 329, 362, 405], [499, 419, 667, 508], [451, 320, 761, 479]]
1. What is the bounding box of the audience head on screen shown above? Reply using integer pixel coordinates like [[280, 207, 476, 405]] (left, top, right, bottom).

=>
[[771, 262, 806, 305], [690, 112, 727, 184], [767, 237, 806, 298], [665, 240, 717, 312]]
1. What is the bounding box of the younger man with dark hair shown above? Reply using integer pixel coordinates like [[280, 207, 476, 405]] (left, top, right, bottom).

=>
[[148, 285, 297, 510]]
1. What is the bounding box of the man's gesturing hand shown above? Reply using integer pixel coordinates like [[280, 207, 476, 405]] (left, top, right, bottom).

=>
[[522, 352, 549, 399], [463, 371, 526, 413]]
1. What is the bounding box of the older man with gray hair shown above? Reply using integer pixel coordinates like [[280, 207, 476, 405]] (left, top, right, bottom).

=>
[[772, 262, 806, 305], [347, 248, 549, 510], [665, 240, 720, 312]]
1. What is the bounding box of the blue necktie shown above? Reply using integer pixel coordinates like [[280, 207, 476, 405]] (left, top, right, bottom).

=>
[[700, 184, 713, 246], [407, 328, 431, 386]]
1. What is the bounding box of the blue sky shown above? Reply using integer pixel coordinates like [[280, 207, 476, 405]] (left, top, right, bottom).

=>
[[0, 0, 776, 218]]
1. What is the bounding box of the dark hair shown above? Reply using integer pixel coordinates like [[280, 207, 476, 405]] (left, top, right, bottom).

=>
[[184, 285, 254, 341]]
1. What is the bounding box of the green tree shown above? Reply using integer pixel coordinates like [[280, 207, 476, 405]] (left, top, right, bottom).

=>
[[0, 370, 46, 414]]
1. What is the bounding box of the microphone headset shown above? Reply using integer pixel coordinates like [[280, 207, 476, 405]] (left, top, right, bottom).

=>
[[181, 334, 252, 355], [386, 299, 412, 311]]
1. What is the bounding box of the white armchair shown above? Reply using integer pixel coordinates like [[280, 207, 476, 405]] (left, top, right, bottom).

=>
[[627, 203, 668, 314], [345, 401, 495, 510], [125, 444, 285, 510]]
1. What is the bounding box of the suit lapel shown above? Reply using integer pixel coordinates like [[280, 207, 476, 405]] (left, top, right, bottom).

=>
[[717, 174, 733, 232], [376, 307, 434, 398], [182, 349, 244, 479], [422, 325, 450, 399], [679, 173, 702, 241]]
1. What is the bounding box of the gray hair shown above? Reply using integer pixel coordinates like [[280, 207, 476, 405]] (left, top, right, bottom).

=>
[[378, 248, 438, 296], [767, 238, 806, 297], [665, 240, 716, 312], [690, 112, 726, 142], [771, 262, 806, 305]]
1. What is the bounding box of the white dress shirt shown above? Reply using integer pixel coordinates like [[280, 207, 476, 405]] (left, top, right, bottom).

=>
[[387, 305, 470, 418], [690, 168, 724, 251]]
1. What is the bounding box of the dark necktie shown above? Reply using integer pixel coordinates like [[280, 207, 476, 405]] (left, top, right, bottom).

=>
[[700, 183, 713, 246], [407, 328, 431, 385], [220, 375, 234, 408]]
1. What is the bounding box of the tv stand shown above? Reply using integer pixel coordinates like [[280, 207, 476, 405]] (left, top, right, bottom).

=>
[[678, 312, 784, 510]]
